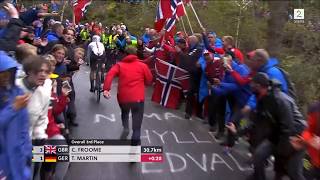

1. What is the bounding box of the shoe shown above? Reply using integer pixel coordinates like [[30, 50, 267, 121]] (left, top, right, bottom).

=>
[[215, 132, 224, 139], [131, 139, 141, 146], [196, 114, 204, 120], [185, 114, 191, 120], [209, 126, 216, 132], [223, 146, 232, 154], [245, 175, 255, 180], [202, 120, 208, 124], [90, 88, 94, 92], [219, 140, 229, 146], [70, 121, 78, 127], [120, 128, 129, 140]]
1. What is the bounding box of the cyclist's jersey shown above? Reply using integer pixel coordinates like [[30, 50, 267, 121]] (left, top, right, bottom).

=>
[[87, 35, 106, 62]]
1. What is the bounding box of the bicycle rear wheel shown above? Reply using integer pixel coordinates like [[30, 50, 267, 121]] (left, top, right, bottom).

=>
[[95, 64, 101, 103]]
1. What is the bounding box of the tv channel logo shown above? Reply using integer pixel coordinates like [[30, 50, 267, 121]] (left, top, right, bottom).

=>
[[294, 9, 304, 23]]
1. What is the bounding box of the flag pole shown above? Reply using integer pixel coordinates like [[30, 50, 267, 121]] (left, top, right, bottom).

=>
[[60, 0, 68, 22], [182, 2, 194, 34], [71, 1, 76, 25], [180, 16, 187, 35], [189, 2, 204, 29]]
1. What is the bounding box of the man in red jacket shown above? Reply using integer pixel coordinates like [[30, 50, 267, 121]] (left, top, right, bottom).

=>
[[103, 47, 153, 145], [291, 101, 320, 180]]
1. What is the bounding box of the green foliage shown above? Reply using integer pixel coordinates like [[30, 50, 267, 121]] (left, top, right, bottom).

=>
[[280, 22, 320, 111]]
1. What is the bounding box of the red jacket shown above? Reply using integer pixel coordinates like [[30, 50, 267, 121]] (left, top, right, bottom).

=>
[[103, 55, 153, 103], [231, 48, 244, 64], [230, 71, 256, 86], [302, 102, 320, 168], [162, 43, 187, 65], [46, 92, 68, 138]]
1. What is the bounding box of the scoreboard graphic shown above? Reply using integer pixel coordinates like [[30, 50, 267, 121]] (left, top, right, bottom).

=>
[[32, 139, 163, 163]]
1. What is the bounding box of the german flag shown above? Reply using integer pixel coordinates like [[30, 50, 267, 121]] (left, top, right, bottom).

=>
[[45, 156, 57, 163]]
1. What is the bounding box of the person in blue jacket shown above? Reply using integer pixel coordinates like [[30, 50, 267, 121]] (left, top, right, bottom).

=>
[[211, 54, 252, 143], [141, 27, 151, 45], [212, 55, 252, 108], [0, 51, 32, 180], [45, 23, 64, 43], [244, 49, 288, 112]]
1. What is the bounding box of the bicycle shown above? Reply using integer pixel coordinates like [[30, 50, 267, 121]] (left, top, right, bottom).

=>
[[95, 58, 105, 103]]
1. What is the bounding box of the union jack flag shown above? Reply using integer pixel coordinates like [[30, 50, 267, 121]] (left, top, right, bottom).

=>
[[152, 59, 189, 109], [45, 145, 57, 155]]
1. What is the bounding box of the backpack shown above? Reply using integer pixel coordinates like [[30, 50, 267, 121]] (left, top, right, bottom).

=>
[[290, 98, 306, 134], [277, 67, 297, 100]]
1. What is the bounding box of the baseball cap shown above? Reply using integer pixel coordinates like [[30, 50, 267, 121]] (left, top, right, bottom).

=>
[[246, 50, 256, 59], [120, 25, 126, 29], [22, 26, 35, 33], [176, 38, 186, 44], [208, 32, 216, 37], [252, 72, 270, 87]]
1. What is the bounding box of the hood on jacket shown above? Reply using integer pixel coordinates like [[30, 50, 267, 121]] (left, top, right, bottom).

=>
[[0, 51, 18, 88], [0, 51, 18, 72], [121, 54, 139, 63], [47, 31, 59, 37], [260, 57, 279, 71], [92, 35, 101, 42]]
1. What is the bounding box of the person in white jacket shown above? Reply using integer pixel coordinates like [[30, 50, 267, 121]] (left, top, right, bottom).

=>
[[16, 55, 51, 140]]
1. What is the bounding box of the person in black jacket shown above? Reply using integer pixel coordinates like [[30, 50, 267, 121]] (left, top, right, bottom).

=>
[[227, 72, 306, 180], [0, 3, 24, 52], [176, 35, 203, 120]]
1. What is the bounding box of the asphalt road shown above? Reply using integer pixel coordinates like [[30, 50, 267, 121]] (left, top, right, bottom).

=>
[[64, 65, 269, 180]]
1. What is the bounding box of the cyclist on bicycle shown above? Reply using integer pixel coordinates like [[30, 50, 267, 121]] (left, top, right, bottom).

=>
[[86, 35, 106, 92]]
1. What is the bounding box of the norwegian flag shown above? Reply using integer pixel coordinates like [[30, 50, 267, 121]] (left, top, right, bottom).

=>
[[155, 0, 170, 32], [151, 58, 190, 109], [155, 0, 185, 33], [45, 145, 57, 155], [72, 0, 92, 24], [165, 0, 185, 35], [11, 0, 17, 6]]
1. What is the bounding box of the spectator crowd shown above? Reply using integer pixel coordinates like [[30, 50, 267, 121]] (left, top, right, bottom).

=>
[[0, 1, 319, 180]]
